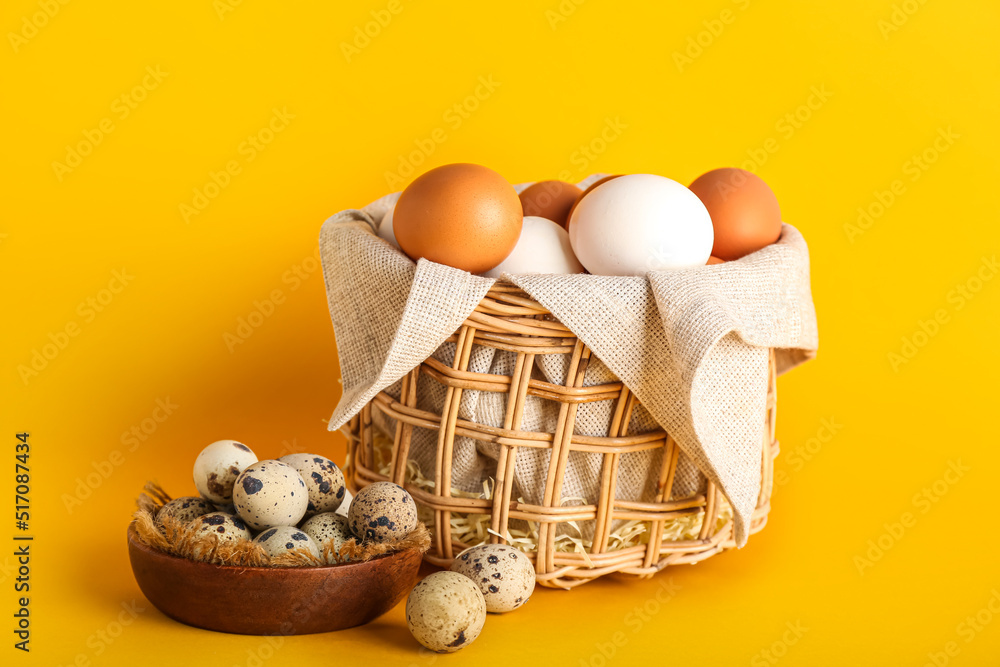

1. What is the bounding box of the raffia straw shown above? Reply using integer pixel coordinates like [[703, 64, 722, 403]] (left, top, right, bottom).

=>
[[369, 427, 734, 553], [131, 483, 428, 568]]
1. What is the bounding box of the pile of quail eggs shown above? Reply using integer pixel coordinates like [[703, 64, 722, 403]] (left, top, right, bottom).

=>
[[156, 440, 418, 563], [406, 541, 536, 653]]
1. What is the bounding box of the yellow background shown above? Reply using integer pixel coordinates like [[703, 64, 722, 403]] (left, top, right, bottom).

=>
[[2, 0, 999, 664]]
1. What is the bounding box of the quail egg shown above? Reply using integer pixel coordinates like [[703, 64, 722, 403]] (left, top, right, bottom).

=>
[[348, 481, 418, 543], [233, 460, 309, 531], [192, 440, 258, 504], [406, 571, 486, 653], [451, 543, 536, 612], [278, 453, 346, 514], [192, 512, 251, 544], [300, 512, 353, 563], [254, 525, 321, 562], [155, 496, 215, 532]]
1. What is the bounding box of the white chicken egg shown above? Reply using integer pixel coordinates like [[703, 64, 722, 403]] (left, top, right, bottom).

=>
[[568, 174, 713, 276], [192, 440, 258, 504], [482, 216, 584, 278], [233, 460, 309, 531], [378, 206, 399, 247]]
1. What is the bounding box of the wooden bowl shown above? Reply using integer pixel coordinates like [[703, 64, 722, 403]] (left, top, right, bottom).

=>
[[127, 525, 421, 635]]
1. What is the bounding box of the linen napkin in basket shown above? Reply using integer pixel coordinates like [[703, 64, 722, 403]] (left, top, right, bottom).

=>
[[319, 176, 818, 546]]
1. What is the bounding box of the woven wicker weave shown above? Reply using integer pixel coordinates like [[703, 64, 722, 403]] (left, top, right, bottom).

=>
[[344, 283, 777, 589]]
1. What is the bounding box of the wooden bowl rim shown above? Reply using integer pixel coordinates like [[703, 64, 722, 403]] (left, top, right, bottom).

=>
[[126, 522, 412, 574]]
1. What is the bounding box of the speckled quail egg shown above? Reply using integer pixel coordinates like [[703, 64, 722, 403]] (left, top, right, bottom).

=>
[[192, 512, 251, 544], [300, 512, 354, 563], [451, 543, 536, 613], [254, 525, 321, 562], [193, 440, 258, 504], [347, 481, 418, 543], [233, 460, 309, 531], [155, 496, 215, 532], [278, 453, 346, 515], [406, 571, 487, 653]]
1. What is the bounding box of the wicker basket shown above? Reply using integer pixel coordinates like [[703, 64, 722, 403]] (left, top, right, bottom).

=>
[[344, 283, 778, 589]]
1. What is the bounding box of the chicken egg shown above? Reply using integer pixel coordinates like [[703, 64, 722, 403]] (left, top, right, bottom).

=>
[[688, 168, 782, 260], [568, 174, 713, 275], [482, 216, 584, 278], [518, 180, 582, 229], [393, 163, 523, 273]]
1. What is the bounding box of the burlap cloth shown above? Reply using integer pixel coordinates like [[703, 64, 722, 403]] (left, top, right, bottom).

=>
[[319, 175, 817, 546]]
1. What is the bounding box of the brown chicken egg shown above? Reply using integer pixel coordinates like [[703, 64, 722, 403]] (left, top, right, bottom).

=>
[[518, 180, 582, 229], [706, 256, 725, 265], [688, 168, 782, 260], [393, 163, 523, 274]]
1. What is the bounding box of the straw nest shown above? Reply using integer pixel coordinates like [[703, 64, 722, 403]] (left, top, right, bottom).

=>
[[132, 481, 430, 568]]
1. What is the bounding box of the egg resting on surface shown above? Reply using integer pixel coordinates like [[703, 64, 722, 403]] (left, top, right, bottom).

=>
[[192, 440, 258, 504], [254, 525, 321, 561], [278, 453, 346, 515], [688, 167, 782, 260], [450, 543, 536, 613], [300, 512, 353, 563], [518, 180, 582, 229], [192, 512, 251, 544], [233, 460, 309, 531], [482, 216, 584, 278], [392, 163, 523, 274], [156, 496, 215, 532], [568, 174, 713, 276], [347, 481, 418, 543], [406, 571, 487, 653]]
